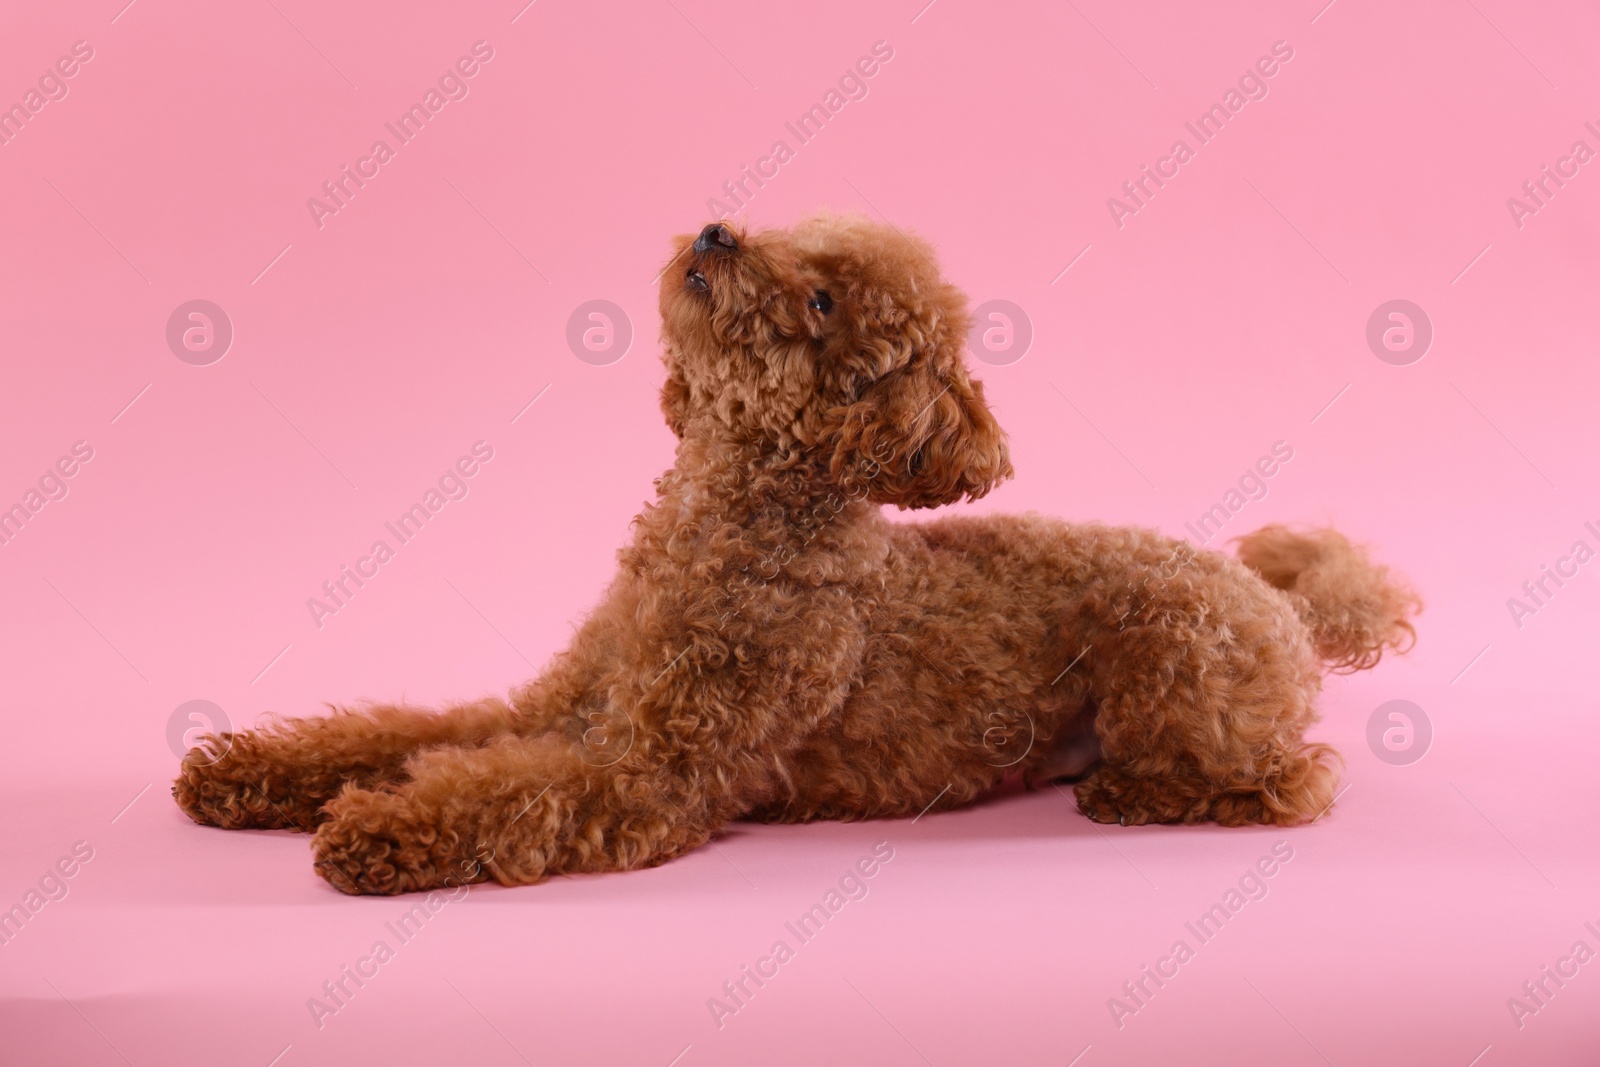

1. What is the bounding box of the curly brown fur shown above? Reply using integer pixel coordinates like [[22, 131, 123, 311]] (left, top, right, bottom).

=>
[[174, 215, 1420, 894]]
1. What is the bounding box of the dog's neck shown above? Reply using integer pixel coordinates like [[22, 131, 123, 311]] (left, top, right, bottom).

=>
[[666, 434, 851, 514], [636, 433, 885, 573]]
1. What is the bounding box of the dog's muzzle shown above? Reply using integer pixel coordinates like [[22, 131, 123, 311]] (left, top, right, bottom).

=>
[[686, 223, 736, 292]]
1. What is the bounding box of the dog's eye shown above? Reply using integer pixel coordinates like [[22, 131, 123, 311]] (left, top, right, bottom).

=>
[[807, 290, 833, 314]]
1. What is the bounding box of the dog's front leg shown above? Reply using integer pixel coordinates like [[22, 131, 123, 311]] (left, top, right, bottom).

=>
[[173, 698, 526, 831], [304, 535, 862, 893], [306, 630, 843, 894], [309, 727, 723, 895]]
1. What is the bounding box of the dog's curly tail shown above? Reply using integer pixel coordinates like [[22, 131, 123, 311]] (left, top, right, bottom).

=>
[[1234, 524, 1420, 673]]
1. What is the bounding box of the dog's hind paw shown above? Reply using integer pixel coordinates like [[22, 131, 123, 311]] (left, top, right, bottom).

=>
[[1072, 766, 1190, 826]]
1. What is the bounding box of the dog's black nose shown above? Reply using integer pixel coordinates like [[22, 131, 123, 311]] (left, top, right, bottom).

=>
[[693, 223, 737, 254]]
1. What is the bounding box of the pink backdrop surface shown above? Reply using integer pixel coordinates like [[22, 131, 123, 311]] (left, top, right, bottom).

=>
[[2, 0, 1597, 1064]]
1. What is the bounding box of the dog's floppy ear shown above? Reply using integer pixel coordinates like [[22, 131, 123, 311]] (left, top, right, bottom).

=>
[[660, 359, 691, 439], [829, 303, 1011, 509]]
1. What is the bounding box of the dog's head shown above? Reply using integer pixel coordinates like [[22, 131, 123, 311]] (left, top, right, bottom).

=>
[[657, 214, 1011, 509]]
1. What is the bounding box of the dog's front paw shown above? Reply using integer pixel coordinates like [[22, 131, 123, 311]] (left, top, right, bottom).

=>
[[172, 731, 323, 831], [311, 787, 488, 896]]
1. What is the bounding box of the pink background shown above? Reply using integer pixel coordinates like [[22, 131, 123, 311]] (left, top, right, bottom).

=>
[[2, 0, 1598, 1063]]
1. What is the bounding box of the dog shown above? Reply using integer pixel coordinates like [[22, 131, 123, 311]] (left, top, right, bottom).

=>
[[174, 215, 1419, 895]]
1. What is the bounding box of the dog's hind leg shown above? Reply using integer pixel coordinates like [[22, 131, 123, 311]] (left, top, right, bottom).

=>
[[1068, 555, 1341, 827], [173, 699, 522, 831]]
